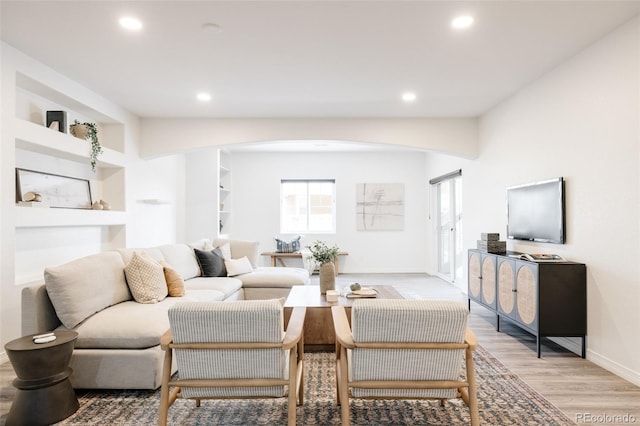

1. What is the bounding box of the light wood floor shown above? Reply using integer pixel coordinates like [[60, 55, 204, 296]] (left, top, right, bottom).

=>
[[1, 273, 639, 425]]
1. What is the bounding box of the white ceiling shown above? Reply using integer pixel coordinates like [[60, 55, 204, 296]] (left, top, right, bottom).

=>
[[3, 1, 640, 122]]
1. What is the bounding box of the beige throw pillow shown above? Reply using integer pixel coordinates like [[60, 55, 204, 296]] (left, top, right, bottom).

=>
[[217, 242, 232, 260], [160, 260, 185, 297], [224, 256, 253, 277], [124, 252, 168, 303], [44, 252, 131, 329]]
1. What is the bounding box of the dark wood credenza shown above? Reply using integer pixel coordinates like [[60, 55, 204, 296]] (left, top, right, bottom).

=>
[[468, 249, 586, 358]]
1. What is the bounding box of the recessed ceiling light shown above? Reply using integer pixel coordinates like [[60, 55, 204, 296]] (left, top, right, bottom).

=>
[[451, 15, 474, 30], [402, 92, 417, 102], [197, 93, 212, 102], [119, 16, 143, 31]]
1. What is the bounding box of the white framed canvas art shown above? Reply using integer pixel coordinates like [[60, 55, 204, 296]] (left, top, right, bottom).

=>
[[356, 183, 404, 231]]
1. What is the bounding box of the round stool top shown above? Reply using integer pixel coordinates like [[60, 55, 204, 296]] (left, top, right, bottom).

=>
[[5, 330, 78, 352]]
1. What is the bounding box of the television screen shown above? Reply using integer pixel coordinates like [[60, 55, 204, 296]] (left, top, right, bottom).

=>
[[507, 177, 565, 244]]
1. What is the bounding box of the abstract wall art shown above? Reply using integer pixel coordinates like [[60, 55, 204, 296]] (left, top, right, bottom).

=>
[[356, 183, 404, 231]]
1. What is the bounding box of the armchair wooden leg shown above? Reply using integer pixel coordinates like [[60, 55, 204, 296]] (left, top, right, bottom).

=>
[[288, 345, 298, 426], [158, 349, 173, 426], [297, 338, 304, 405], [335, 342, 341, 404], [465, 348, 479, 426], [337, 346, 351, 426]]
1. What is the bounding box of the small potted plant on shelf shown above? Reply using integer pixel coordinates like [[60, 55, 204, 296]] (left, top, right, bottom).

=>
[[70, 120, 102, 172], [306, 240, 340, 294]]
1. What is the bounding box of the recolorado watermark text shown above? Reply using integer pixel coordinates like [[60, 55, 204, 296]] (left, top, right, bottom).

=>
[[576, 412, 637, 424]]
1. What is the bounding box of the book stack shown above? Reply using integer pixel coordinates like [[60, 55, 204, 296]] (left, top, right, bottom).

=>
[[477, 233, 506, 253]]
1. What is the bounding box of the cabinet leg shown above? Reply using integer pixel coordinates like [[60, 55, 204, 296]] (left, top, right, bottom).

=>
[[581, 337, 586, 359], [467, 298, 471, 311], [537, 335, 541, 358], [496, 314, 500, 332]]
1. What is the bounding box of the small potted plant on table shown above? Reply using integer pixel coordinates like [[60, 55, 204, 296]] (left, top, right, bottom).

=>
[[306, 240, 340, 294]]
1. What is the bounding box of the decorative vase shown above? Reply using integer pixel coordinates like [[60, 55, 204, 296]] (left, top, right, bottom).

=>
[[319, 262, 335, 294], [70, 123, 88, 140]]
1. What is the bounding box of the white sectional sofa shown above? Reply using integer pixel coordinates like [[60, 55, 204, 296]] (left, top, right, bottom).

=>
[[21, 238, 309, 390]]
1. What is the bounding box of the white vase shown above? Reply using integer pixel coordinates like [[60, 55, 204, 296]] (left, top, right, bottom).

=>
[[319, 262, 335, 294]]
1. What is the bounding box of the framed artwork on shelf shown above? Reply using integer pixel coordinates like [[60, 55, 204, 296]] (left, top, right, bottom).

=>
[[16, 168, 92, 209]]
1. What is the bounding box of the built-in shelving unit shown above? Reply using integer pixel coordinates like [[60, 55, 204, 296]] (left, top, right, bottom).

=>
[[13, 72, 127, 223], [218, 150, 231, 237], [10, 70, 129, 286]]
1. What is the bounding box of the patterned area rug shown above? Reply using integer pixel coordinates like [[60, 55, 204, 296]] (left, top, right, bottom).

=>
[[59, 346, 574, 425]]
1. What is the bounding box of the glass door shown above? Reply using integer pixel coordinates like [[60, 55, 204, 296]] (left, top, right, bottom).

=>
[[436, 176, 463, 283]]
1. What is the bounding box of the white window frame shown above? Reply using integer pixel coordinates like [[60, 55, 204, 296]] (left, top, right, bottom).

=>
[[280, 179, 336, 234]]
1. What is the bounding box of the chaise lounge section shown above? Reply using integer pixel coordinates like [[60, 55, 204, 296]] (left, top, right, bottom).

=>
[[21, 238, 309, 389]]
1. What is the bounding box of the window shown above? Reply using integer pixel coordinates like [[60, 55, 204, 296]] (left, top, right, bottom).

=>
[[280, 180, 336, 233]]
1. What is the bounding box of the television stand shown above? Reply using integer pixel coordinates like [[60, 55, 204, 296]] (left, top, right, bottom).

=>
[[468, 249, 586, 358]]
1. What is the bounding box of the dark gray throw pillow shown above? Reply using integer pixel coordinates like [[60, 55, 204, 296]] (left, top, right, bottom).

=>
[[194, 248, 227, 277]]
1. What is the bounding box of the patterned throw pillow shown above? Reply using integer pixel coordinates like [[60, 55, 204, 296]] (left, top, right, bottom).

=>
[[124, 252, 168, 304], [275, 236, 301, 253], [159, 260, 185, 297]]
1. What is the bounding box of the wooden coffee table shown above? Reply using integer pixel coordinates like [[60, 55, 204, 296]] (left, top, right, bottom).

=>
[[284, 285, 404, 351]]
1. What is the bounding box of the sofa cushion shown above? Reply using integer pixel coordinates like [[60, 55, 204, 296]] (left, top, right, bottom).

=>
[[188, 238, 214, 251], [225, 256, 253, 277], [45, 252, 131, 329], [124, 252, 168, 304], [194, 248, 227, 277], [157, 244, 201, 280], [236, 267, 310, 288], [116, 247, 165, 265], [213, 239, 259, 268], [160, 261, 185, 297], [68, 290, 227, 349], [185, 277, 243, 299]]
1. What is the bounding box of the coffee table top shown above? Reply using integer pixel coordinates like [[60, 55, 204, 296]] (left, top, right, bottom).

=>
[[285, 285, 403, 308]]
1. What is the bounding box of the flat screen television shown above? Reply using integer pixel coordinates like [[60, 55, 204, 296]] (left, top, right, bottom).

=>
[[506, 177, 565, 244]]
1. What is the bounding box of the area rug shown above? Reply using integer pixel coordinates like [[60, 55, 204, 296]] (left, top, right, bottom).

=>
[[58, 346, 574, 425]]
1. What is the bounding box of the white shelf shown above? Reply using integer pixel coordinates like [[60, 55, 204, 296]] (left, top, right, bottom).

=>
[[219, 210, 231, 215], [219, 166, 231, 174], [15, 119, 125, 168], [15, 206, 126, 228]]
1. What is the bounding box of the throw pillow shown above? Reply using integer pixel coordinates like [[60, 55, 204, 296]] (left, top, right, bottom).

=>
[[275, 236, 301, 253], [159, 260, 185, 297], [44, 251, 131, 329], [217, 242, 232, 260], [124, 252, 168, 304], [194, 248, 227, 277], [225, 256, 253, 277]]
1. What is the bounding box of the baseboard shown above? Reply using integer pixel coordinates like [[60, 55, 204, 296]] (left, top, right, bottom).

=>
[[586, 349, 640, 387]]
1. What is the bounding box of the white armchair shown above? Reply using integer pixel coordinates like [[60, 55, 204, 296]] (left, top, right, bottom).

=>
[[158, 299, 306, 426], [332, 299, 479, 426]]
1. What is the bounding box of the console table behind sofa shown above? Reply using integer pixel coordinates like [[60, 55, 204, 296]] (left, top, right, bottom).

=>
[[262, 251, 349, 276]]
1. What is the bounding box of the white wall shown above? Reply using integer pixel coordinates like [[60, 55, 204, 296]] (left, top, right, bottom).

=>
[[230, 151, 428, 273], [183, 148, 218, 243], [425, 17, 640, 386]]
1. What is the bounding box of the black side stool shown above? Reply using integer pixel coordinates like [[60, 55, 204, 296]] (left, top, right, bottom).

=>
[[5, 330, 79, 425]]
